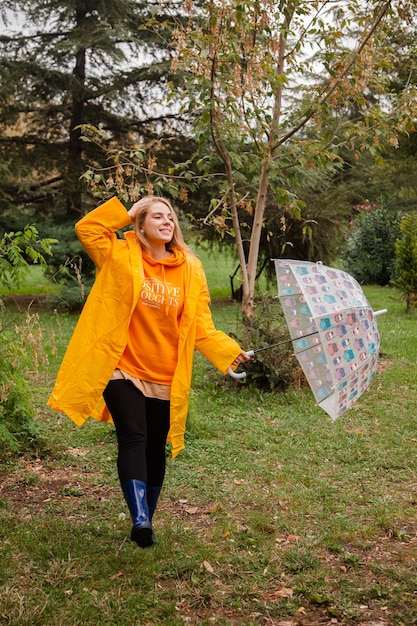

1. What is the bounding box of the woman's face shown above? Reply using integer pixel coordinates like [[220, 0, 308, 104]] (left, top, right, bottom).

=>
[[141, 201, 175, 247]]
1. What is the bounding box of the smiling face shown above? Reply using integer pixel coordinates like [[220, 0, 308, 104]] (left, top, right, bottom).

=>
[[133, 196, 191, 258], [141, 201, 175, 248]]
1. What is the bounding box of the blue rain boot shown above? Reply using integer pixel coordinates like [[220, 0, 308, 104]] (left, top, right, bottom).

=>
[[122, 479, 154, 548], [147, 486, 162, 523], [147, 486, 162, 544]]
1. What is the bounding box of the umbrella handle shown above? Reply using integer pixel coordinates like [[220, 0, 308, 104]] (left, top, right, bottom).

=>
[[374, 308, 388, 317], [227, 351, 255, 379]]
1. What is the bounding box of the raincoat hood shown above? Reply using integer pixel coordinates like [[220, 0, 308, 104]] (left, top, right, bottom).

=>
[[142, 247, 186, 268]]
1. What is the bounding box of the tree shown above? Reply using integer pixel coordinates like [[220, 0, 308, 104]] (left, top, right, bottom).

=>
[[0, 0, 184, 217], [171, 0, 417, 320], [394, 213, 417, 312], [315, 12, 417, 216]]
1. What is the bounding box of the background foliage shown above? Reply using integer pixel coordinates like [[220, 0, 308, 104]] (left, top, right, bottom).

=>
[[0, 0, 187, 216], [0, 227, 55, 450], [340, 199, 401, 286], [394, 212, 417, 311], [1, 1, 417, 310]]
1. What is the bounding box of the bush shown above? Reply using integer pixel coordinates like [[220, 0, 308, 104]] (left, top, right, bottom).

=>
[[0, 224, 56, 290], [232, 295, 303, 390], [0, 312, 43, 451], [0, 225, 55, 451], [394, 212, 417, 312], [340, 199, 401, 285]]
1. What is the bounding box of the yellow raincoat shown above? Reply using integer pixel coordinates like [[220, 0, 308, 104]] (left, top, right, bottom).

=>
[[47, 197, 243, 458]]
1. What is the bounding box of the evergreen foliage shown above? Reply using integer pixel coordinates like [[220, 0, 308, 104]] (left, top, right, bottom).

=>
[[340, 199, 401, 286], [41, 222, 96, 311], [394, 212, 417, 311], [0, 0, 184, 216]]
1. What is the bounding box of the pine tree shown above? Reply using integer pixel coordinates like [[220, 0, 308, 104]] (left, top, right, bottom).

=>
[[0, 0, 182, 216], [394, 213, 417, 312]]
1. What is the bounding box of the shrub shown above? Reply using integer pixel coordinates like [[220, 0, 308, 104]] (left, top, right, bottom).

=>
[[394, 213, 417, 312], [232, 295, 303, 390], [340, 199, 401, 285], [0, 225, 55, 451], [0, 224, 56, 290], [0, 312, 45, 451]]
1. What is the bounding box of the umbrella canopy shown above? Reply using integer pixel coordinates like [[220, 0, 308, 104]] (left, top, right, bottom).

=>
[[274, 259, 386, 420]]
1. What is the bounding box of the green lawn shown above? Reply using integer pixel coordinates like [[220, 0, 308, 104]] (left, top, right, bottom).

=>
[[0, 264, 59, 296], [0, 253, 416, 625]]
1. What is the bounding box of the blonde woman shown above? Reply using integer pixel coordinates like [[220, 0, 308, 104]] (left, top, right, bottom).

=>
[[48, 196, 249, 548]]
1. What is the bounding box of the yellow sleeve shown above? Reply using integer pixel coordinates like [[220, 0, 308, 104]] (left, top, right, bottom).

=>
[[194, 266, 243, 374], [75, 197, 132, 268]]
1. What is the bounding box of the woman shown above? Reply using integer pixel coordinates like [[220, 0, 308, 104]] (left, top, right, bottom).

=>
[[47, 196, 250, 548]]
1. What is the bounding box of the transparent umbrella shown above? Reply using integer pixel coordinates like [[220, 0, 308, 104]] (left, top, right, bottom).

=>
[[230, 259, 387, 420]]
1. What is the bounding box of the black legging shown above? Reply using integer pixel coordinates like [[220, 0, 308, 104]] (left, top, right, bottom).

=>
[[103, 380, 170, 487]]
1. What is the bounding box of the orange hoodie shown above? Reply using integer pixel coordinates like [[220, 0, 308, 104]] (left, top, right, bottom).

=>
[[118, 249, 186, 384]]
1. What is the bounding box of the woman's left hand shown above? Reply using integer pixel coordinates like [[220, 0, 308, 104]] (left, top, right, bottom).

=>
[[231, 352, 251, 367]]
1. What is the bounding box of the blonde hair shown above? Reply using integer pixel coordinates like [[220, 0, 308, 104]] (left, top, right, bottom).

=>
[[132, 196, 194, 255]]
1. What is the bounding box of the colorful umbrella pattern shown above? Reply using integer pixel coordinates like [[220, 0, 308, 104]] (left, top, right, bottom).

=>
[[275, 259, 386, 420]]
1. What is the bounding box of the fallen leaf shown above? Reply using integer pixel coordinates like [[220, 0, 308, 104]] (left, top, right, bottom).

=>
[[110, 572, 123, 580], [274, 587, 293, 598], [236, 522, 249, 532], [202, 560, 214, 574], [262, 587, 294, 601], [185, 506, 198, 515]]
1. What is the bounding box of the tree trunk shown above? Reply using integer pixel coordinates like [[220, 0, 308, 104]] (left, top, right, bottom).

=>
[[66, 8, 87, 216], [241, 19, 288, 321]]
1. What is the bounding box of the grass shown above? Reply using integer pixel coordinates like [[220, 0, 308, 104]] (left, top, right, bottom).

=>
[[0, 254, 416, 625], [0, 265, 59, 296]]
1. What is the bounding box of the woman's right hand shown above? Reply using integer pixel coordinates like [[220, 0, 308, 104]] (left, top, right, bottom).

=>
[[231, 352, 251, 368]]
